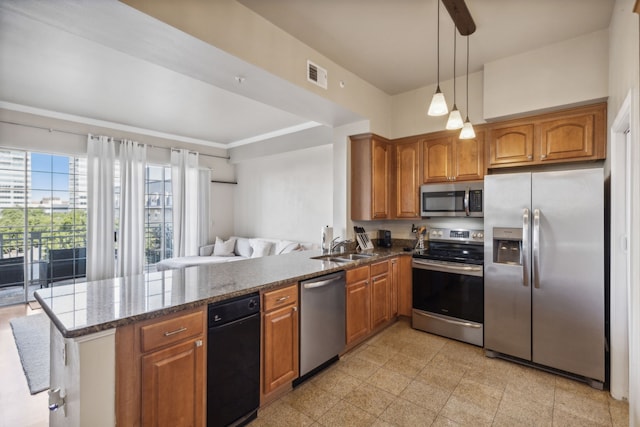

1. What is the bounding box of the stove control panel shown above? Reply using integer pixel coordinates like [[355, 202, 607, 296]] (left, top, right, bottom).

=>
[[429, 228, 484, 244]]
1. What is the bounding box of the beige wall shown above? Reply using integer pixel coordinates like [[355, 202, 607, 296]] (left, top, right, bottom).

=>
[[483, 30, 609, 121], [121, 0, 391, 137]]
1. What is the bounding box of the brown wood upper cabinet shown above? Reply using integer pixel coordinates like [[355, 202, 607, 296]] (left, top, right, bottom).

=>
[[422, 130, 484, 183], [351, 133, 392, 220], [394, 139, 421, 219], [487, 102, 606, 168]]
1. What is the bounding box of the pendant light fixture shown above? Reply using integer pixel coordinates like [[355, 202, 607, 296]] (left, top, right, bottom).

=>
[[427, 0, 448, 116], [459, 35, 476, 139], [446, 26, 463, 130]]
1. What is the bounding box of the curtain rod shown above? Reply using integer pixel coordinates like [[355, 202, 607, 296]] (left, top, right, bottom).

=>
[[0, 119, 230, 160]]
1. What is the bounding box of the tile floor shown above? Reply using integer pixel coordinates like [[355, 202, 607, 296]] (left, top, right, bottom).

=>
[[250, 319, 629, 427], [0, 306, 630, 427], [0, 304, 48, 427]]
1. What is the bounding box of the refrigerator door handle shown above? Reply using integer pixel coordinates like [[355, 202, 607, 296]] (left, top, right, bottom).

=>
[[464, 187, 470, 216], [533, 208, 540, 288], [522, 208, 530, 287]]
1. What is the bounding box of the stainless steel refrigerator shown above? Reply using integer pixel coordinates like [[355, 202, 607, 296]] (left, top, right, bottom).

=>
[[484, 168, 605, 387]]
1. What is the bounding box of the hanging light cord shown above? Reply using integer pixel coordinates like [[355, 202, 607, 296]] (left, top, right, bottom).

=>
[[452, 25, 457, 105], [436, 0, 440, 86], [465, 35, 469, 118]]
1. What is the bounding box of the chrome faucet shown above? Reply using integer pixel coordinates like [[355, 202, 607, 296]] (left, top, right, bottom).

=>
[[330, 237, 351, 254]]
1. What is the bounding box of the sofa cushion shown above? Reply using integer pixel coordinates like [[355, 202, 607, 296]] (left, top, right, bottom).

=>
[[276, 240, 301, 254], [235, 237, 253, 258], [199, 244, 215, 257], [213, 236, 237, 257], [250, 239, 274, 258]]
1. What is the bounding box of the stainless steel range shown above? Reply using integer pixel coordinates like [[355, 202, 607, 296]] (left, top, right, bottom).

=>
[[412, 228, 484, 346]]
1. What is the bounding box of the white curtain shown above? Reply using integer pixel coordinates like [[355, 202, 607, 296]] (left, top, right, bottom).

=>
[[117, 140, 147, 277], [198, 168, 211, 247], [171, 149, 199, 257], [86, 135, 116, 281]]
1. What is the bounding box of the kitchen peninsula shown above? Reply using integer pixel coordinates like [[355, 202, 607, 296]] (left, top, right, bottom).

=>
[[35, 246, 412, 427]]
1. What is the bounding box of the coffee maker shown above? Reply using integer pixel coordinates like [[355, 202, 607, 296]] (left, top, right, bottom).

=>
[[377, 230, 392, 248]]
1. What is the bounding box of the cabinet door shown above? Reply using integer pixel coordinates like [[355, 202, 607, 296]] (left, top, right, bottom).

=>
[[422, 136, 453, 183], [370, 272, 390, 330], [538, 114, 595, 162], [389, 258, 399, 317], [263, 304, 299, 394], [398, 256, 413, 316], [395, 140, 420, 218], [488, 124, 534, 166], [453, 133, 484, 181], [371, 138, 391, 219], [346, 278, 370, 345], [141, 338, 204, 427]]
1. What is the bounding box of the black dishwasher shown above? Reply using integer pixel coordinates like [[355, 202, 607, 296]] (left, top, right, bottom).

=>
[[207, 293, 260, 427]]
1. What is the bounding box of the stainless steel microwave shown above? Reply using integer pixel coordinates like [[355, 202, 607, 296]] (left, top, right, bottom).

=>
[[420, 181, 483, 217]]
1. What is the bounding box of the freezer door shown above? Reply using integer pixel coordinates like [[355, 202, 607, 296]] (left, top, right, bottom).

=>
[[531, 168, 605, 382], [484, 172, 532, 361]]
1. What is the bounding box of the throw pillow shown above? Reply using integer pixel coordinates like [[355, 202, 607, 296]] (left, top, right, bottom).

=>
[[213, 236, 237, 257], [250, 239, 274, 258], [235, 237, 253, 258]]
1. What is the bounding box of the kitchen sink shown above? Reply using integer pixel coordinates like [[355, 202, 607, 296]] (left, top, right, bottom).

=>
[[333, 253, 376, 261], [311, 252, 377, 263]]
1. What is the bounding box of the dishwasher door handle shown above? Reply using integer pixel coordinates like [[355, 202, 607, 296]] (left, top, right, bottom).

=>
[[303, 278, 341, 289]]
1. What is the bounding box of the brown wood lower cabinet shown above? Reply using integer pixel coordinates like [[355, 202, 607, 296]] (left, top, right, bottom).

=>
[[261, 283, 299, 403], [141, 338, 204, 427], [346, 258, 406, 348], [370, 261, 390, 330], [116, 306, 206, 427], [398, 256, 413, 316], [346, 265, 371, 345]]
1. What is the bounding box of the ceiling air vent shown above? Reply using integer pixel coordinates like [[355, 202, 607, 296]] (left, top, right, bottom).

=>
[[307, 60, 327, 89]]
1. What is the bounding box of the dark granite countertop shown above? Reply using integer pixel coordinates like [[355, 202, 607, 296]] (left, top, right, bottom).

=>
[[35, 246, 412, 338]]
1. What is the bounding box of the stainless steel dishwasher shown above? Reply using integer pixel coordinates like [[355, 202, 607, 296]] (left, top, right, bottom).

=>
[[295, 271, 346, 384]]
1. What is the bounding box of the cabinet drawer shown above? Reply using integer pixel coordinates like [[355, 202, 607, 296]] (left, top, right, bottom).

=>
[[263, 284, 298, 311], [140, 311, 204, 353], [347, 265, 370, 283], [370, 260, 389, 276]]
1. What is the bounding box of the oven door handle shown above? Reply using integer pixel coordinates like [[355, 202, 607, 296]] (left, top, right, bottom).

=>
[[412, 259, 483, 273], [414, 310, 482, 329]]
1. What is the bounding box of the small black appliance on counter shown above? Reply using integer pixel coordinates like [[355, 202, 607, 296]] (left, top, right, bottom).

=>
[[377, 230, 392, 248]]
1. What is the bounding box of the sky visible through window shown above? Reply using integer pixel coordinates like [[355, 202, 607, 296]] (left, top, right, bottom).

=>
[[29, 153, 70, 204]]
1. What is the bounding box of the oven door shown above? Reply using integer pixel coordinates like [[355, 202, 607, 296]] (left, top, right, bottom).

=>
[[412, 258, 484, 346]]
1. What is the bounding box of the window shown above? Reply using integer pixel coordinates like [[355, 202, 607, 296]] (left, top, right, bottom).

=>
[[0, 149, 175, 305], [0, 150, 87, 306], [144, 165, 173, 267]]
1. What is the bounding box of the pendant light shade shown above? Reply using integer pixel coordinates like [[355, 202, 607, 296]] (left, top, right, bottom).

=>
[[446, 26, 463, 130], [446, 106, 464, 130], [427, 1, 448, 116], [460, 119, 476, 139], [459, 35, 476, 139], [428, 86, 448, 116]]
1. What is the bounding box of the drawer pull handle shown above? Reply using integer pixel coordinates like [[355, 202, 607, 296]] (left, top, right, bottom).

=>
[[164, 327, 187, 337], [276, 296, 291, 303]]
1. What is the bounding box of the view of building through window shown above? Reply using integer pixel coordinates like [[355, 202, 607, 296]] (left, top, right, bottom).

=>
[[0, 149, 173, 306]]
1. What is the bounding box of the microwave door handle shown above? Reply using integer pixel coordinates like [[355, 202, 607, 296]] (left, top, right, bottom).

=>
[[464, 188, 470, 216], [522, 208, 530, 287]]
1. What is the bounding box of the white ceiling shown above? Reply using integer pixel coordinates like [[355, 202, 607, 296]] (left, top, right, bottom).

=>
[[0, 0, 615, 148]]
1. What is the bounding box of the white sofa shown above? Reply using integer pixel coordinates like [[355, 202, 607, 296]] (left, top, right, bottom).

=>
[[156, 236, 317, 271]]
